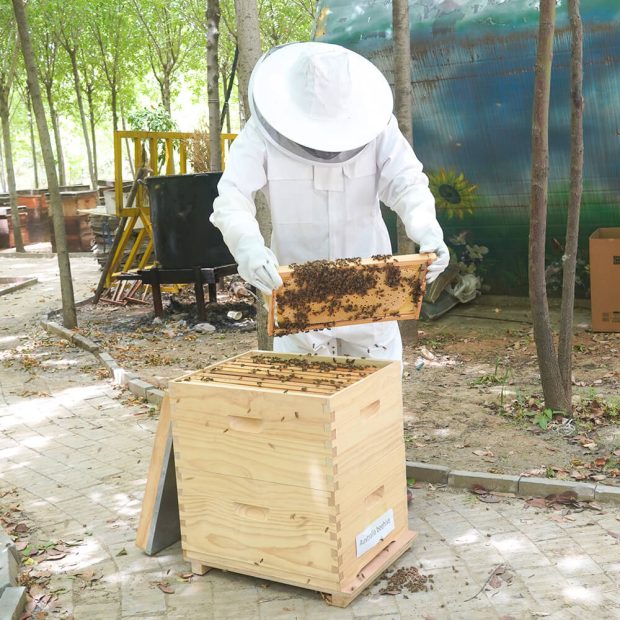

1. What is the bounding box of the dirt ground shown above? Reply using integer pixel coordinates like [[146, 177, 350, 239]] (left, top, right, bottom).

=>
[[56, 287, 620, 485]]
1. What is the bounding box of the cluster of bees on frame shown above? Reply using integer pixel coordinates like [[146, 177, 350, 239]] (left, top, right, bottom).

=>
[[276, 255, 425, 334]]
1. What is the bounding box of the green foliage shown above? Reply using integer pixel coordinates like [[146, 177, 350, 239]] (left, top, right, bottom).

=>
[[533, 408, 554, 430], [127, 106, 178, 133], [472, 358, 511, 387]]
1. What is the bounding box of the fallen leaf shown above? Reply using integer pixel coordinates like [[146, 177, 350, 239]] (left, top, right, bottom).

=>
[[525, 498, 547, 509], [473, 450, 494, 457], [489, 575, 503, 588], [591, 474, 607, 482], [606, 531, 620, 540], [14, 523, 28, 533], [478, 494, 501, 503], [157, 582, 175, 594], [43, 553, 66, 561], [116, 548, 127, 556], [545, 491, 578, 505], [470, 484, 489, 495]]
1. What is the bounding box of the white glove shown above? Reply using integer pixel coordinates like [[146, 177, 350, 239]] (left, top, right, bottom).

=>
[[234, 238, 283, 295], [419, 238, 450, 284]]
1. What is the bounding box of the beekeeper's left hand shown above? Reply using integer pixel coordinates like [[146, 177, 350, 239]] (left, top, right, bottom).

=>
[[419, 237, 450, 284]]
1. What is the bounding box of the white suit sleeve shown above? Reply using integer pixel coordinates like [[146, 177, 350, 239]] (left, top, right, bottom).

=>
[[210, 117, 268, 256], [377, 116, 443, 246]]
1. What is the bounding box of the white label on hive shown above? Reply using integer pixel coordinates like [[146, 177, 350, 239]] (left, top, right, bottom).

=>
[[355, 508, 395, 557]]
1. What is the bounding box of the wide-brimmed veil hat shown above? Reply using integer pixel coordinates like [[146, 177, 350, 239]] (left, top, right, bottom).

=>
[[249, 42, 394, 153]]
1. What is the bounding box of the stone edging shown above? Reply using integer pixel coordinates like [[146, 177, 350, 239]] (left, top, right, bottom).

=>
[[40, 318, 620, 506], [40, 319, 165, 408], [0, 277, 38, 297], [406, 462, 620, 505], [0, 534, 26, 620]]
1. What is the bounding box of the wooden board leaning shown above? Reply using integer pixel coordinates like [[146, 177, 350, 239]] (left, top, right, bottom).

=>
[[267, 253, 436, 337]]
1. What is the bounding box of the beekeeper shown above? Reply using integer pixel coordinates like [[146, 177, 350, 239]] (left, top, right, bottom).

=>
[[210, 41, 449, 361]]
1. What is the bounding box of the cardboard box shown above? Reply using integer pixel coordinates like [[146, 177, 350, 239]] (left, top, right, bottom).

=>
[[168, 350, 415, 607], [590, 228, 620, 332]]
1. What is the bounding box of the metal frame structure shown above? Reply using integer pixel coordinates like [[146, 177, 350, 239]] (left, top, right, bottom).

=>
[[106, 130, 237, 288]]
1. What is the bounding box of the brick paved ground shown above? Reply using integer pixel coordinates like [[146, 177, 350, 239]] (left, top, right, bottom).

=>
[[2, 255, 620, 619]]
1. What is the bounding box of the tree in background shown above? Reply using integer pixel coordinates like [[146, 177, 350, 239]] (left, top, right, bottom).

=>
[[131, 0, 190, 115], [52, 0, 97, 189], [557, 0, 584, 404], [206, 0, 222, 170], [392, 0, 418, 343], [90, 0, 142, 132], [12, 0, 77, 327], [30, 0, 67, 186], [77, 37, 107, 184], [183, 0, 222, 170], [234, 0, 270, 350], [529, 0, 584, 413], [0, 5, 25, 251]]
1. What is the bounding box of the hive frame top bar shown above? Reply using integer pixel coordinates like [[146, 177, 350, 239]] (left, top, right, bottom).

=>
[[169, 350, 399, 396]]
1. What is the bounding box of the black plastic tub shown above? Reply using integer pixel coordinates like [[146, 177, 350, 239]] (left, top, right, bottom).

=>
[[146, 173, 235, 269]]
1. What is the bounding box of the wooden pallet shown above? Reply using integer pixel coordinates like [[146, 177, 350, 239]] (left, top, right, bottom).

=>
[[267, 253, 435, 336]]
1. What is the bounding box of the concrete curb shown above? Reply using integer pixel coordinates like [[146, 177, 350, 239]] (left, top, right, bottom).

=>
[[0, 277, 38, 297], [41, 318, 166, 408], [406, 462, 620, 506], [0, 535, 25, 620], [39, 318, 620, 507]]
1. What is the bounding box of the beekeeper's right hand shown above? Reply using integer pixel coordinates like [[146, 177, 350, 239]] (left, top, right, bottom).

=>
[[234, 238, 283, 295]]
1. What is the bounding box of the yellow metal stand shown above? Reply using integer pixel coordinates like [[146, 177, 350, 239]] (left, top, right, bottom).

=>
[[105, 130, 237, 289]]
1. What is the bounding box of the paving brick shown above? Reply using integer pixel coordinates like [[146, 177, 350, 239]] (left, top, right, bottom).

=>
[[406, 461, 450, 485], [518, 476, 595, 500], [448, 470, 520, 493]]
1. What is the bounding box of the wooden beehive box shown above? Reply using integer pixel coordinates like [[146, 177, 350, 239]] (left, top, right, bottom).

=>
[[169, 350, 415, 607], [268, 253, 435, 336]]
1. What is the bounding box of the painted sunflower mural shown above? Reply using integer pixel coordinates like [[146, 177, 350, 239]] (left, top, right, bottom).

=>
[[429, 169, 478, 219]]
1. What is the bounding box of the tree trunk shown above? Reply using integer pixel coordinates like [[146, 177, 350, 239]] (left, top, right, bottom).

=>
[[120, 102, 135, 179], [26, 90, 39, 188], [529, 0, 568, 412], [392, 0, 417, 344], [68, 49, 96, 189], [234, 0, 261, 122], [234, 0, 271, 351], [86, 86, 99, 185], [160, 73, 172, 116], [393, 0, 415, 255], [557, 0, 584, 402], [0, 135, 6, 193], [45, 84, 66, 186], [0, 92, 25, 252], [12, 0, 77, 328], [111, 84, 118, 131], [207, 0, 222, 171]]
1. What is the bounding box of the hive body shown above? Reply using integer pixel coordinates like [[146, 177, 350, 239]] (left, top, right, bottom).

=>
[[169, 351, 415, 606]]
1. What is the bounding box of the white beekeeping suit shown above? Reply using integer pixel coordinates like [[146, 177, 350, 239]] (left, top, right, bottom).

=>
[[210, 42, 449, 361]]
